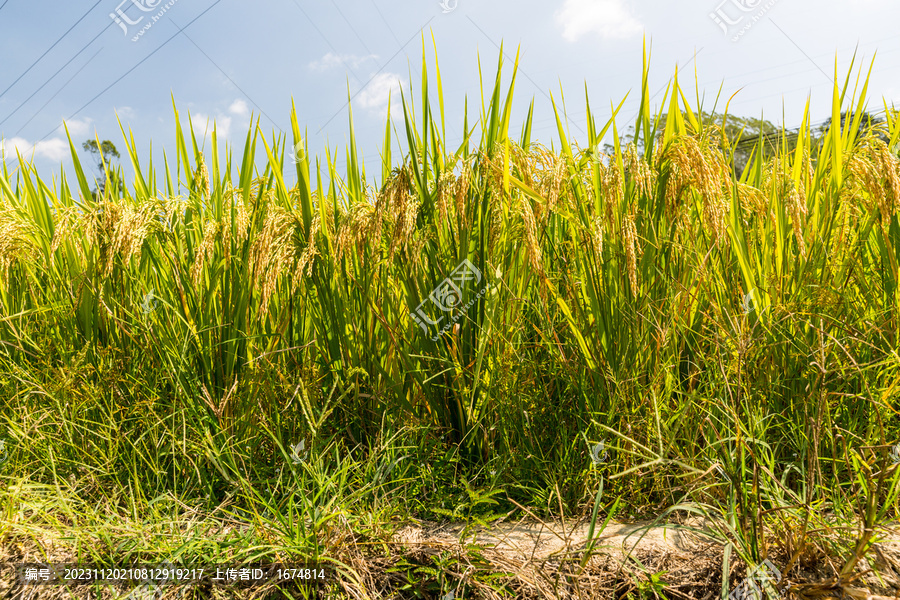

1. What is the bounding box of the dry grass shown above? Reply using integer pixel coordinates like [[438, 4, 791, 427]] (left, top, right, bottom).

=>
[[2, 516, 899, 599]]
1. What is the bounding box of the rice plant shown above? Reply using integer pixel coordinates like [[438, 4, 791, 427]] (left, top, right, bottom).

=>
[[1, 41, 899, 598]]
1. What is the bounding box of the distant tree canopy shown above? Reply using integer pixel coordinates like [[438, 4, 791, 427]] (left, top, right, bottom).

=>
[[603, 111, 782, 177], [604, 109, 895, 178], [82, 139, 124, 200], [814, 109, 888, 144]]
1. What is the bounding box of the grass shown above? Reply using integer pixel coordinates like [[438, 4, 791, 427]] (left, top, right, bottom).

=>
[[1, 40, 899, 599]]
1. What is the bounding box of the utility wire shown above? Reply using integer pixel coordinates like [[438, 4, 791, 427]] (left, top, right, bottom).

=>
[[289, 0, 365, 86], [170, 20, 285, 134], [2, 0, 188, 132], [769, 19, 834, 86], [1, 1, 169, 129], [367, 0, 401, 46], [0, 20, 116, 128], [730, 112, 890, 149], [14, 47, 104, 137], [36, 0, 226, 144], [0, 0, 104, 101], [328, 0, 374, 56], [315, 16, 435, 134], [0, 0, 11, 15]]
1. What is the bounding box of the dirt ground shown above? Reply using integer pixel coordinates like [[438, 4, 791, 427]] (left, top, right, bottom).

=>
[[2, 517, 900, 599], [382, 517, 900, 599]]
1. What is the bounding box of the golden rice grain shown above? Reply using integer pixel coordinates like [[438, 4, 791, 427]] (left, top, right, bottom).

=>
[[191, 219, 220, 286], [295, 213, 321, 279], [249, 206, 299, 319], [0, 208, 40, 281], [521, 194, 544, 275], [193, 156, 210, 199], [658, 134, 732, 243], [623, 212, 640, 295], [847, 137, 900, 232]]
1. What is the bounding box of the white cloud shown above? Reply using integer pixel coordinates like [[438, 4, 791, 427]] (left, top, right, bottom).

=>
[[191, 113, 232, 139], [36, 139, 68, 161], [228, 99, 249, 117], [0, 137, 31, 158], [116, 106, 137, 120], [309, 52, 377, 72], [1, 136, 68, 162], [356, 72, 405, 116], [188, 99, 255, 142], [61, 117, 93, 138], [556, 0, 643, 42], [190, 113, 210, 134]]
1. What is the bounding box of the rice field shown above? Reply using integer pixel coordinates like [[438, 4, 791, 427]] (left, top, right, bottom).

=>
[[1, 46, 899, 599]]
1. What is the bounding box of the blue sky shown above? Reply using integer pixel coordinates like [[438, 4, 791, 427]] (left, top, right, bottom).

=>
[[1, 0, 898, 190]]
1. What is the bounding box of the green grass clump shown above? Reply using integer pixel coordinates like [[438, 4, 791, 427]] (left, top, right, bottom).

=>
[[1, 41, 899, 598]]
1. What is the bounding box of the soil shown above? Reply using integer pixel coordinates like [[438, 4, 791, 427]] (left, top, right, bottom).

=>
[[2, 517, 900, 599], [383, 517, 900, 600]]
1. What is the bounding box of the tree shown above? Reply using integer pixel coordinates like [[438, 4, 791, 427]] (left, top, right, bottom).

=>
[[716, 112, 789, 177], [603, 111, 785, 178], [814, 110, 888, 145], [81, 139, 123, 199], [599, 108, 900, 178]]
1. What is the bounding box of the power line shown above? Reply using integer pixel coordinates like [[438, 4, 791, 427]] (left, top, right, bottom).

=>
[[0, 20, 116, 128], [2, 0, 182, 131], [328, 0, 374, 56], [14, 47, 104, 137], [289, 0, 364, 86], [0, 0, 104, 102], [367, 0, 401, 46], [169, 19, 286, 134], [696, 43, 900, 93], [769, 19, 834, 86], [620, 47, 705, 135], [36, 0, 227, 144], [315, 16, 436, 134], [729, 110, 893, 149], [0, 0, 10, 15]]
